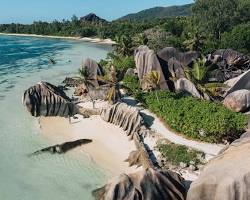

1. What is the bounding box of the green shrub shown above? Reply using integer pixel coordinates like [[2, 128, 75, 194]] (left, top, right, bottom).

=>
[[123, 74, 140, 94], [113, 56, 135, 72], [220, 23, 250, 54], [143, 91, 247, 143], [158, 143, 203, 165]]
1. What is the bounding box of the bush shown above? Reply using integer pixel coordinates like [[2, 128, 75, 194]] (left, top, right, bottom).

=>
[[158, 143, 203, 165], [122, 74, 146, 102], [143, 91, 247, 143], [112, 56, 135, 72], [220, 23, 250, 54]]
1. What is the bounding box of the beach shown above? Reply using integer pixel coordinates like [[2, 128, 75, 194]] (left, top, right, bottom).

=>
[[39, 101, 142, 176], [0, 32, 116, 45]]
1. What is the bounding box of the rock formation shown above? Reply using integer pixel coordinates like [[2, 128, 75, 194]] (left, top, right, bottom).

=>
[[157, 47, 200, 67], [29, 139, 92, 156], [175, 78, 207, 99], [210, 49, 250, 81], [22, 81, 77, 117], [93, 168, 187, 200], [225, 69, 250, 95], [223, 89, 250, 112], [135, 46, 169, 90], [168, 57, 186, 79], [187, 132, 250, 200], [101, 102, 154, 169], [81, 58, 103, 86], [100, 103, 144, 140]]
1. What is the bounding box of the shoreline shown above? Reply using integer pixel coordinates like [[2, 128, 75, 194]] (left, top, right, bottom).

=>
[[0, 32, 116, 45], [39, 101, 142, 177]]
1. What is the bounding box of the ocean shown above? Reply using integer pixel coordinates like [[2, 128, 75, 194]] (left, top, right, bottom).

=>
[[0, 35, 112, 200]]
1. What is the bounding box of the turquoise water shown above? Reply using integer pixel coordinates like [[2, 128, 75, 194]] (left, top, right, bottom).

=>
[[0, 35, 112, 200]]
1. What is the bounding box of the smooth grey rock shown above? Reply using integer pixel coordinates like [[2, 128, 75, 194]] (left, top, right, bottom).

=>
[[175, 78, 203, 99], [157, 47, 200, 66], [93, 169, 187, 200], [225, 69, 250, 96], [168, 57, 186, 79], [135, 46, 169, 90], [187, 133, 250, 200], [223, 89, 250, 112]]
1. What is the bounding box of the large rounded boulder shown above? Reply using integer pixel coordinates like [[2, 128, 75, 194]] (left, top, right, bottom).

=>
[[223, 89, 250, 112], [187, 132, 250, 200], [135, 46, 169, 90]]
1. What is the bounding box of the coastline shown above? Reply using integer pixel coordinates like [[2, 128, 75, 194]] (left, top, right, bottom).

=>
[[0, 32, 116, 45], [39, 101, 142, 176]]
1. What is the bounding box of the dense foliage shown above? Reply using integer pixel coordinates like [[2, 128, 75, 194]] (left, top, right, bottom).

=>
[[142, 91, 247, 143], [157, 143, 203, 165], [119, 4, 192, 21], [0, 0, 249, 54]]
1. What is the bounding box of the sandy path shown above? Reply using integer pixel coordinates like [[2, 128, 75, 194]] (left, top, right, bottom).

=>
[[123, 97, 225, 156]]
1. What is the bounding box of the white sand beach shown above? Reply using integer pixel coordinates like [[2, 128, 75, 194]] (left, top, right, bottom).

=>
[[0, 33, 116, 45], [39, 101, 142, 176]]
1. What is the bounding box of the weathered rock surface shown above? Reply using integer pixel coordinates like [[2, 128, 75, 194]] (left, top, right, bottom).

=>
[[93, 169, 187, 200], [213, 49, 250, 68], [135, 46, 168, 90], [223, 89, 250, 112], [168, 57, 186, 79], [82, 58, 103, 86], [210, 49, 250, 81], [175, 78, 204, 99], [157, 47, 200, 66], [225, 69, 250, 95], [29, 139, 92, 156], [101, 103, 144, 140], [187, 132, 250, 200], [22, 81, 76, 117]]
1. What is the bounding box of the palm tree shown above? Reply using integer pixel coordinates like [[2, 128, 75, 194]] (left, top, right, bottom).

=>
[[78, 67, 96, 108], [114, 35, 134, 56], [185, 58, 225, 98], [143, 71, 161, 102], [183, 31, 205, 52]]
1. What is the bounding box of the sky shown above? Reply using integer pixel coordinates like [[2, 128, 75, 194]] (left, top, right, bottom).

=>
[[0, 0, 193, 24]]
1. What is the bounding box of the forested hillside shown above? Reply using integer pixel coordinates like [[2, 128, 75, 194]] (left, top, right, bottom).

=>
[[118, 4, 192, 21], [0, 0, 249, 54]]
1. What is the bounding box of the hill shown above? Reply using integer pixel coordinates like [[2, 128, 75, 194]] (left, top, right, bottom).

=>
[[118, 4, 193, 21], [80, 13, 107, 23]]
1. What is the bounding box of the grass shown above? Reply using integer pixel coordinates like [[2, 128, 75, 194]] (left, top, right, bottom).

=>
[[157, 143, 203, 166]]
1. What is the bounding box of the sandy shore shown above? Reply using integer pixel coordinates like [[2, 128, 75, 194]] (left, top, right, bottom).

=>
[[0, 33, 116, 45], [39, 101, 141, 176]]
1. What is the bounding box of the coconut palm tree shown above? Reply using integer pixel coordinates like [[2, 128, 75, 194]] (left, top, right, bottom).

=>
[[185, 58, 225, 98], [143, 71, 161, 102], [114, 35, 134, 56], [78, 67, 96, 108]]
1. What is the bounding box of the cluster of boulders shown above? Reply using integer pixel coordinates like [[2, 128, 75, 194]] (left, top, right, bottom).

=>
[[134, 45, 250, 112]]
